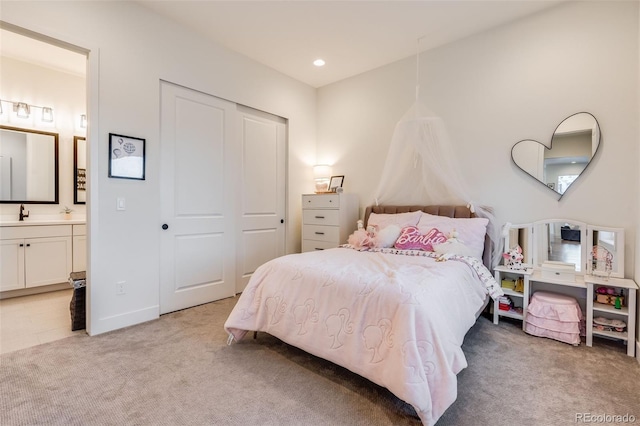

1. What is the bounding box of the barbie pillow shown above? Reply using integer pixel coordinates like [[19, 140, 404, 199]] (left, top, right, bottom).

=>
[[394, 226, 448, 251], [417, 213, 488, 259], [367, 211, 422, 231]]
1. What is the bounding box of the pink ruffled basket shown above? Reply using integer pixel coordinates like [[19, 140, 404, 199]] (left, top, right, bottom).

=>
[[525, 291, 585, 346]]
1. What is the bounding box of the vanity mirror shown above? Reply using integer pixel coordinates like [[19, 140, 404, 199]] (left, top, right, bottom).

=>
[[74, 136, 86, 204], [504, 223, 533, 265], [0, 125, 59, 204], [532, 220, 586, 273], [587, 225, 624, 278], [511, 112, 600, 198]]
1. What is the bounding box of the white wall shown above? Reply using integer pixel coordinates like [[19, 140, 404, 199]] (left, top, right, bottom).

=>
[[1, 1, 317, 335], [318, 1, 639, 277], [0, 56, 86, 218]]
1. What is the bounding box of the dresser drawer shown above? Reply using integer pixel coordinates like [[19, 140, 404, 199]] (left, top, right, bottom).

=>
[[302, 194, 340, 209], [302, 209, 340, 226], [302, 239, 338, 252], [303, 224, 340, 243]]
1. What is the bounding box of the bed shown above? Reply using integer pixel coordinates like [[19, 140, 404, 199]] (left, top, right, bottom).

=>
[[224, 205, 502, 425]]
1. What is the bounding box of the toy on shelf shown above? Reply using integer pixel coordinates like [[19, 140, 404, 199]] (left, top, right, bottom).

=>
[[502, 245, 528, 270], [501, 278, 516, 290], [595, 286, 625, 308], [514, 277, 525, 293], [593, 317, 626, 333]]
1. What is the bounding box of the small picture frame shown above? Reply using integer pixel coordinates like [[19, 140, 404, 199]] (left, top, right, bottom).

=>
[[328, 175, 344, 192], [109, 133, 145, 180]]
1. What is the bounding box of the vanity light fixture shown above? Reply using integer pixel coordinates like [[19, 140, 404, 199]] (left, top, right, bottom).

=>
[[0, 99, 55, 121], [15, 102, 30, 118], [42, 107, 54, 122], [80, 114, 87, 128], [313, 59, 326, 67]]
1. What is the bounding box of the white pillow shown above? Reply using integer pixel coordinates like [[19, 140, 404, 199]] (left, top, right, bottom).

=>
[[367, 210, 422, 232], [417, 212, 488, 259], [372, 224, 402, 248], [433, 241, 475, 257]]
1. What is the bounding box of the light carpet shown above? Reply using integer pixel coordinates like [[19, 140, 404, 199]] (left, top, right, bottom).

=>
[[1, 296, 638, 425]]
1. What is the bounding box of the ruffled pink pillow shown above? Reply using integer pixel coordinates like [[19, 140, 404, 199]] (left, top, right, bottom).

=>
[[394, 226, 448, 251]]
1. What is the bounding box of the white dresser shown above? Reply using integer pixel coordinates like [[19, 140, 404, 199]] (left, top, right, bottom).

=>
[[301, 193, 359, 252]]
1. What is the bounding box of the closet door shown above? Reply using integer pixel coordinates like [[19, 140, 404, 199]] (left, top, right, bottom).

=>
[[159, 82, 237, 314], [236, 106, 286, 292]]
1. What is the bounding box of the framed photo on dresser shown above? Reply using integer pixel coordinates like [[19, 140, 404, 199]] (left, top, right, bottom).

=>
[[329, 175, 344, 192]]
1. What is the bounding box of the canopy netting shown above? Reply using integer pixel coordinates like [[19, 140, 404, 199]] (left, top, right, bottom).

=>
[[373, 101, 501, 267]]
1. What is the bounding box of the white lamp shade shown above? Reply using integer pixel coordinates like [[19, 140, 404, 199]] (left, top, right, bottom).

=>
[[313, 164, 332, 179]]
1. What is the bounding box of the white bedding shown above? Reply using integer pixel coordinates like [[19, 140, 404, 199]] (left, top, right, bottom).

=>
[[224, 247, 501, 425]]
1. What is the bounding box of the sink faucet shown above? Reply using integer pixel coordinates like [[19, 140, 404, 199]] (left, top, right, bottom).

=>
[[19, 204, 29, 221]]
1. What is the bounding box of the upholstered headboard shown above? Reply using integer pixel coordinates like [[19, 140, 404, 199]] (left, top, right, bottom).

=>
[[363, 205, 492, 269]]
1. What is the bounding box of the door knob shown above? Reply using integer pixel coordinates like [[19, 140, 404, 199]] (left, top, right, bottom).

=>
[[162, 224, 169, 230]]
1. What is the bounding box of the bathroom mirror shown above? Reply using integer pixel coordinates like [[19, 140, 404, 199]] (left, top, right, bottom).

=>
[[511, 112, 600, 198], [503, 223, 533, 265], [0, 125, 59, 204], [533, 219, 587, 273], [587, 225, 624, 278], [74, 136, 86, 204]]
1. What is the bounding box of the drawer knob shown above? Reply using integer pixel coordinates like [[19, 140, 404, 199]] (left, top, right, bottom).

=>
[[315, 216, 325, 219], [315, 232, 325, 235], [315, 248, 324, 251]]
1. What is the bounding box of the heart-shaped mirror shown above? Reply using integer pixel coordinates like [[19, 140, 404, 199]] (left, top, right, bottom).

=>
[[511, 112, 600, 199]]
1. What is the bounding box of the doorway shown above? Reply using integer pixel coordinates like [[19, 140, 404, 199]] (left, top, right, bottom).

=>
[[0, 25, 89, 353]]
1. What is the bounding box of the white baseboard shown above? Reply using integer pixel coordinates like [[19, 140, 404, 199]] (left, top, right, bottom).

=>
[[88, 305, 159, 336]]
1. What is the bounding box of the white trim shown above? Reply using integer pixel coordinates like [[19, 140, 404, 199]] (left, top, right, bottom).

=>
[[0, 17, 101, 336], [636, 340, 640, 364], [90, 305, 159, 336]]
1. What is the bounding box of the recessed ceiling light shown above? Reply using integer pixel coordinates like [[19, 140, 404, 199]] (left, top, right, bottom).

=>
[[313, 59, 325, 67]]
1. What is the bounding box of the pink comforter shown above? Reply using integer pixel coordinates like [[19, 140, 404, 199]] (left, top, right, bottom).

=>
[[224, 247, 499, 425]]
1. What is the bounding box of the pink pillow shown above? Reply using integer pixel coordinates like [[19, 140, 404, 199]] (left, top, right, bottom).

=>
[[394, 226, 448, 251], [367, 211, 422, 232], [416, 213, 488, 259]]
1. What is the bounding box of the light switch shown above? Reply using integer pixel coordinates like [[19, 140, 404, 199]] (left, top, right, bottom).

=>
[[117, 197, 126, 211]]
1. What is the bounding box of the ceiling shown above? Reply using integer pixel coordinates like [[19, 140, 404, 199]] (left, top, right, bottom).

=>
[[0, 29, 86, 77], [136, 0, 565, 88], [1, 1, 565, 87]]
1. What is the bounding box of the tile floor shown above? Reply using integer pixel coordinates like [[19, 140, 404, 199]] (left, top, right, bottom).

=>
[[0, 289, 84, 355]]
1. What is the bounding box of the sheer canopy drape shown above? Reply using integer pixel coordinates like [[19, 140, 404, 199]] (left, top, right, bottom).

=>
[[373, 101, 501, 267]]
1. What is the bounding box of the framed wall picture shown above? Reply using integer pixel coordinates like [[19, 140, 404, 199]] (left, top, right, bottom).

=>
[[329, 175, 344, 192], [109, 133, 145, 180]]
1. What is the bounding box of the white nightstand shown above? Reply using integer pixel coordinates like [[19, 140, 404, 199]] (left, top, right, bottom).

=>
[[493, 265, 533, 329], [301, 193, 358, 252]]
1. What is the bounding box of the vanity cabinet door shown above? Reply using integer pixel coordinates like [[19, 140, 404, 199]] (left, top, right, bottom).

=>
[[24, 237, 72, 288], [72, 235, 86, 273], [0, 239, 25, 291]]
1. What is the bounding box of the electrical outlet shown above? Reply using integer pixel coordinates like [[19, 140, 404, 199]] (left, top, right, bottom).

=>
[[116, 281, 126, 295]]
